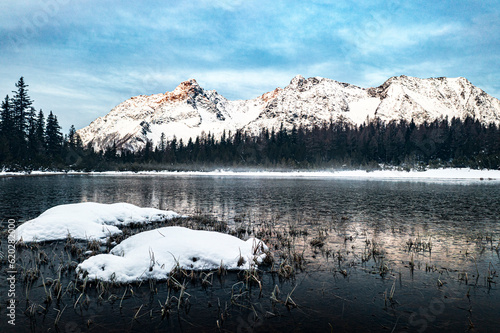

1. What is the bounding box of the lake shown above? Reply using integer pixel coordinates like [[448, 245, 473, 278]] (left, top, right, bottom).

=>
[[1, 174, 499, 332]]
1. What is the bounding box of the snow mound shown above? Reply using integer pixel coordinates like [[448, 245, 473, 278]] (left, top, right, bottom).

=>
[[77, 226, 268, 282], [15, 202, 182, 242]]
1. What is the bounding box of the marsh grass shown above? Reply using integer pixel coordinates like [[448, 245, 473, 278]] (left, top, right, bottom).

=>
[[6, 212, 500, 332]]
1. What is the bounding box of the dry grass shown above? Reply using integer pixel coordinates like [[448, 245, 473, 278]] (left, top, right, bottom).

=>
[[7, 211, 500, 332]]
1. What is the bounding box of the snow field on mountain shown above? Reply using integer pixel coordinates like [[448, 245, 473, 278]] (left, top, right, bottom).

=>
[[76, 75, 500, 153]]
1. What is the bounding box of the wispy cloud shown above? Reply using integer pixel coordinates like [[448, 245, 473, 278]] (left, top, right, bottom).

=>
[[195, 69, 296, 99], [359, 60, 457, 88], [1, 0, 499, 132], [338, 23, 460, 56], [197, 0, 247, 11]]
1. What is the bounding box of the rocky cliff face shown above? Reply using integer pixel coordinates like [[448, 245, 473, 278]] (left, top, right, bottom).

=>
[[76, 75, 500, 152]]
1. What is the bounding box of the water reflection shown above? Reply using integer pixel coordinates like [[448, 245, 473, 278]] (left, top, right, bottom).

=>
[[2, 174, 500, 230], [1, 174, 499, 331], [3, 174, 499, 270]]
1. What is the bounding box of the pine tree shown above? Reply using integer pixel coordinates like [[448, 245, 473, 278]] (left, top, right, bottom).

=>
[[0, 95, 13, 163], [158, 132, 166, 152], [75, 133, 83, 150], [45, 111, 63, 157], [27, 106, 37, 156], [1, 95, 13, 134], [168, 136, 177, 162], [35, 109, 46, 150], [9, 77, 33, 160], [68, 125, 76, 147], [11, 77, 33, 138], [144, 140, 152, 161]]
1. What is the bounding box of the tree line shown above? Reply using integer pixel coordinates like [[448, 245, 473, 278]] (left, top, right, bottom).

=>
[[107, 117, 499, 171], [1, 77, 499, 171], [0, 77, 83, 169]]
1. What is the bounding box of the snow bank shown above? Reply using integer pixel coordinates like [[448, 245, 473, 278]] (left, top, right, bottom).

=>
[[77, 226, 268, 282], [2, 168, 500, 183], [0, 170, 74, 176], [87, 168, 500, 183], [15, 202, 182, 242]]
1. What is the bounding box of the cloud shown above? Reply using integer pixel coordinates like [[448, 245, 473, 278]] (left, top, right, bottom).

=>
[[358, 60, 459, 87], [111, 66, 298, 101], [338, 22, 460, 56], [197, 0, 247, 11], [195, 69, 296, 99], [1, 0, 499, 133], [0, 62, 297, 131]]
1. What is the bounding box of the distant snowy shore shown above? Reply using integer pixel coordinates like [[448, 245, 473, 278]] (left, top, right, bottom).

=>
[[1, 168, 500, 183]]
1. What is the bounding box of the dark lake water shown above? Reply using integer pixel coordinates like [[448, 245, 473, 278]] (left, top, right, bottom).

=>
[[1, 174, 499, 332]]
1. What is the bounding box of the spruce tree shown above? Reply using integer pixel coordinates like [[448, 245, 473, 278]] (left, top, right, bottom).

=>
[[9, 77, 33, 160], [45, 111, 63, 157], [68, 125, 76, 147], [0, 95, 13, 163], [35, 109, 46, 150], [1, 95, 13, 135], [75, 133, 83, 150], [27, 106, 37, 156], [158, 132, 166, 152], [11, 77, 33, 137]]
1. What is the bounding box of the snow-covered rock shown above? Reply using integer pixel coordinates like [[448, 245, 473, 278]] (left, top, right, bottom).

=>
[[15, 202, 182, 242], [77, 226, 268, 282], [76, 75, 500, 153]]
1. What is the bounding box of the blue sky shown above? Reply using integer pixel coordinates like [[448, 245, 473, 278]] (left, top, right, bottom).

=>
[[1, 0, 499, 131]]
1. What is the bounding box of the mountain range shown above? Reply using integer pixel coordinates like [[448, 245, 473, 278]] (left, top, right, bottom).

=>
[[76, 75, 500, 153]]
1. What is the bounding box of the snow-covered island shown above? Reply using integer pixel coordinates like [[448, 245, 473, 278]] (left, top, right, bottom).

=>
[[15, 202, 269, 282], [77, 226, 268, 282], [15, 202, 182, 242]]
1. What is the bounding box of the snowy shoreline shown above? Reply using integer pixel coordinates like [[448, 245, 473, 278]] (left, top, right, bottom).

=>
[[1, 168, 500, 182]]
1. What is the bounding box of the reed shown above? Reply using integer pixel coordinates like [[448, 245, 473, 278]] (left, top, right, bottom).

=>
[[54, 305, 67, 327], [284, 285, 297, 310], [133, 304, 143, 321]]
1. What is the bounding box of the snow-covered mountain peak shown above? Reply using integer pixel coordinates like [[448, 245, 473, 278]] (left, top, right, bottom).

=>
[[160, 78, 204, 103], [259, 87, 283, 103], [76, 75, 500, 153], [378, 75, 472, 93], [287, 75, 329, 91], [289, 74, 306, 86], [171, 78, 201, 94], [286, 75, 361, 94]]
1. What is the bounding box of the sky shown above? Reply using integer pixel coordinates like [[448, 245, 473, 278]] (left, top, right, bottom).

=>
[[1, 0, 499, 132]]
